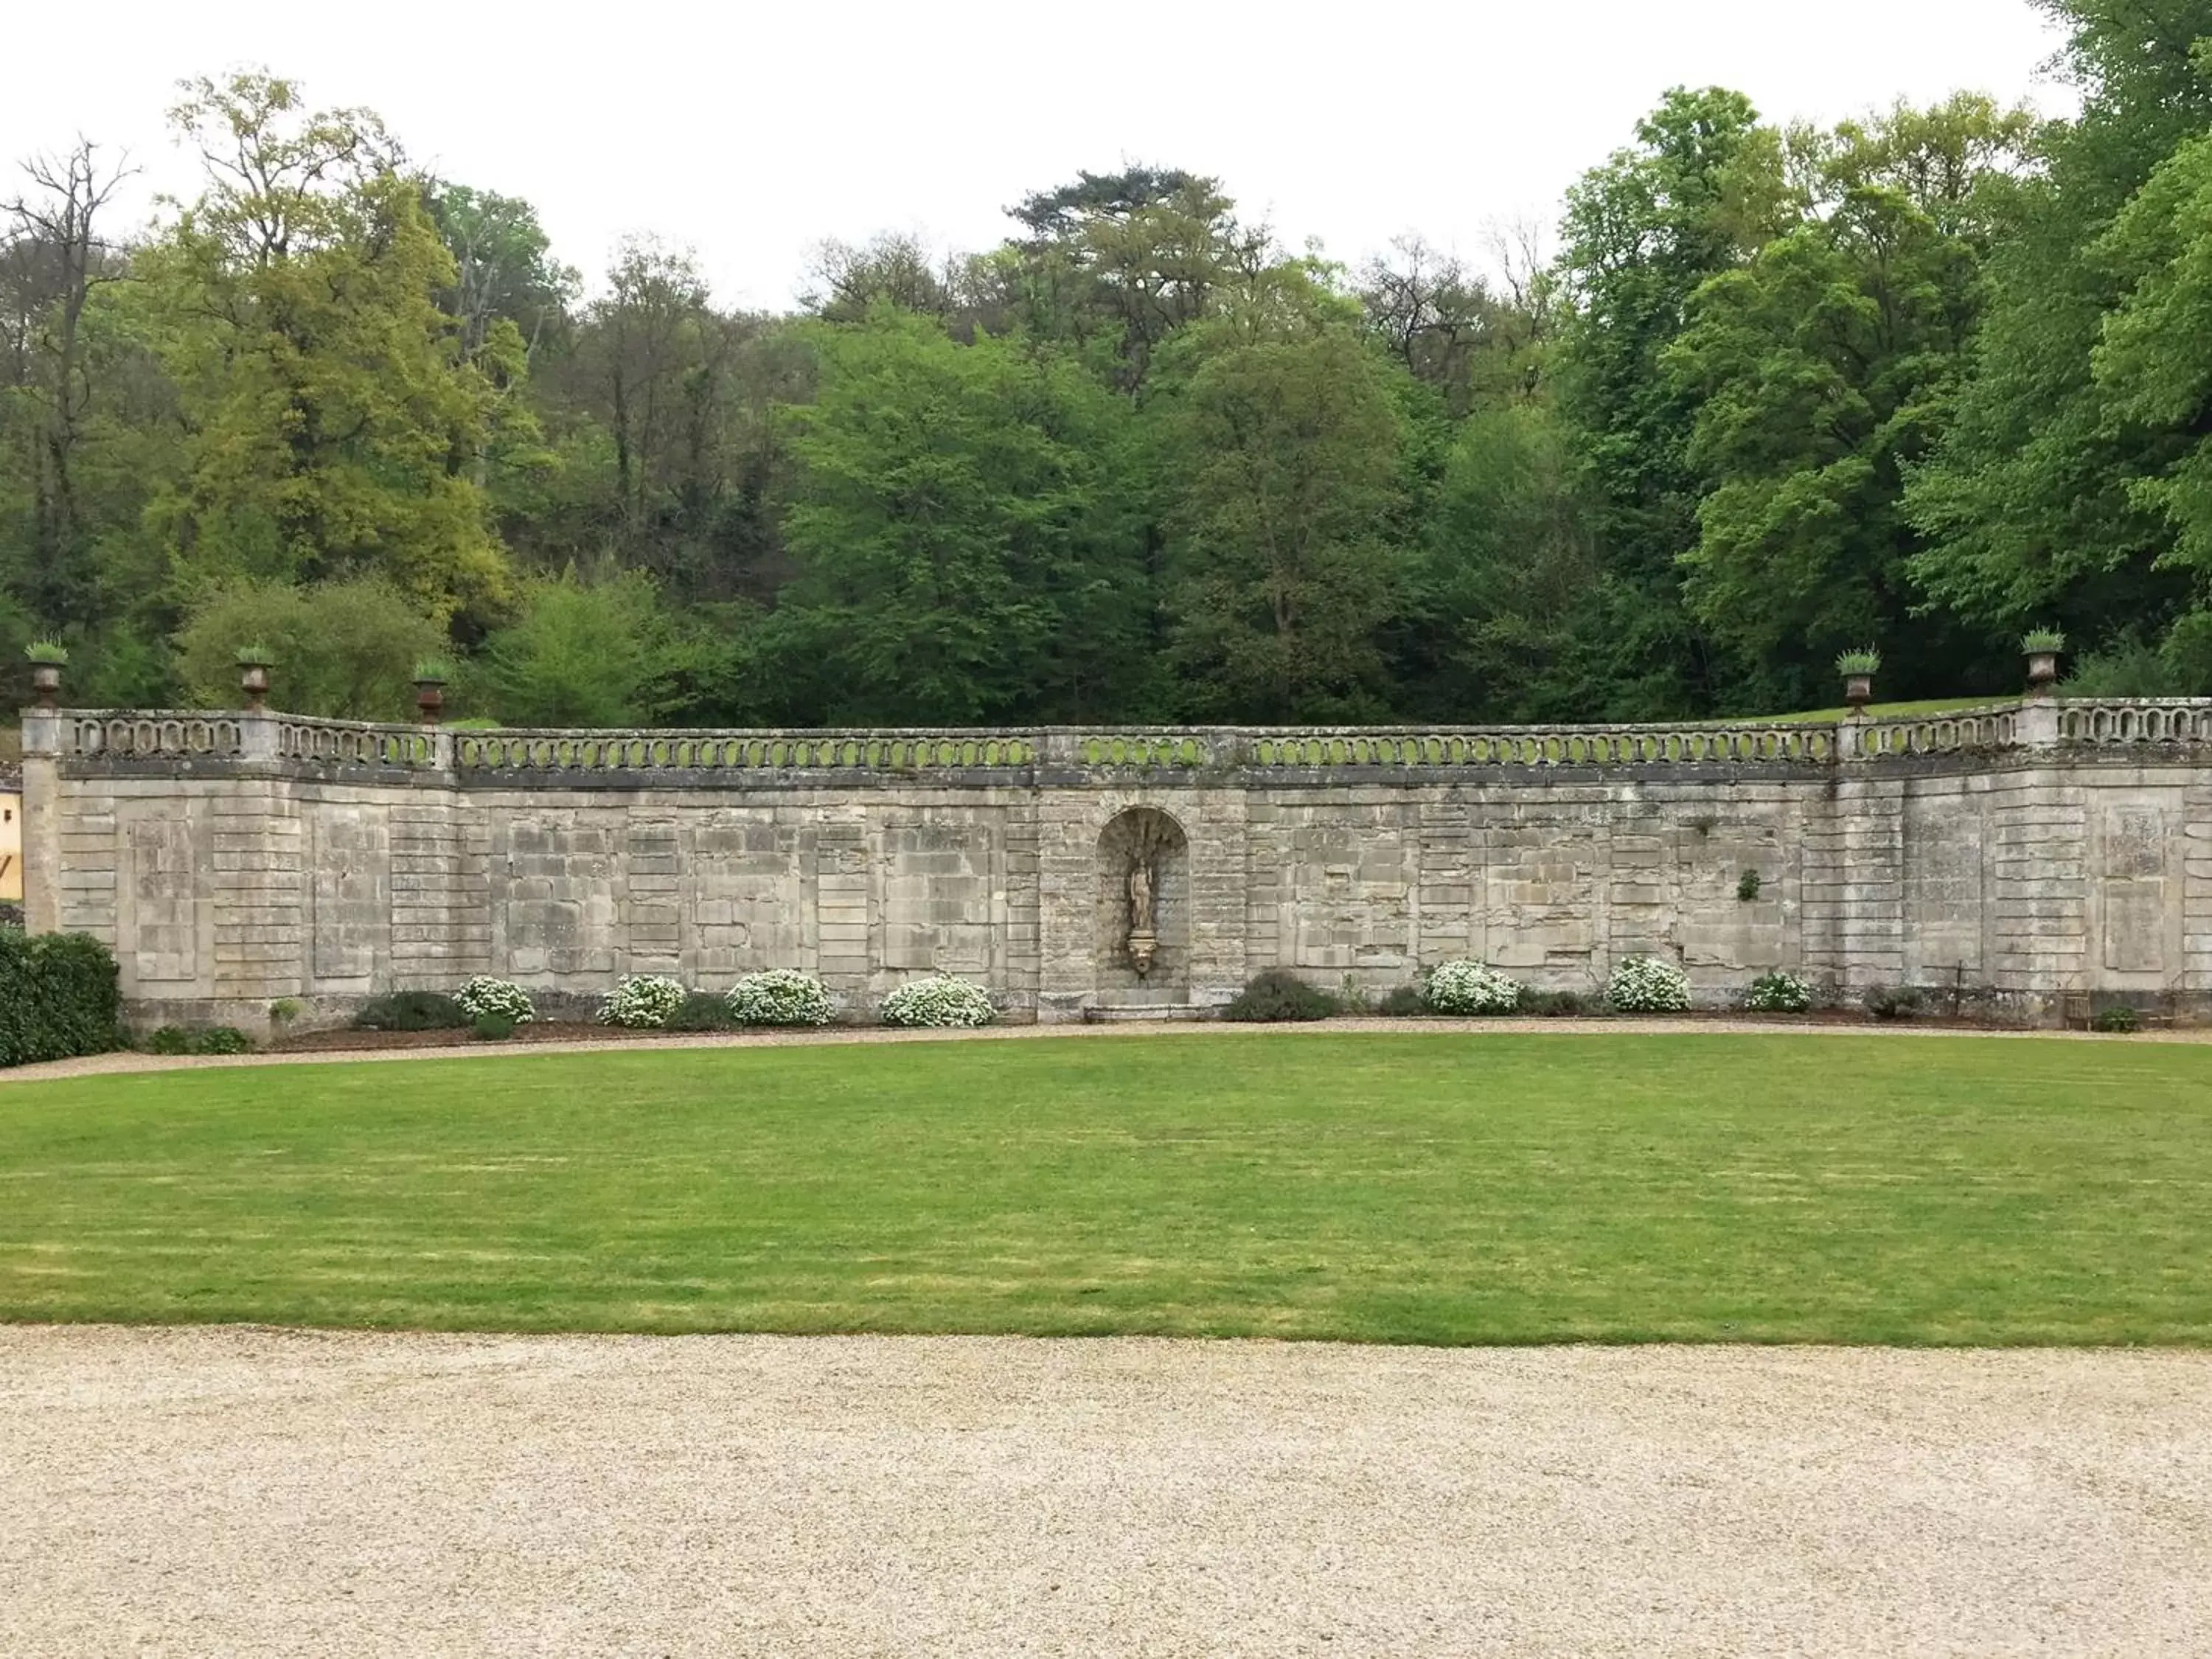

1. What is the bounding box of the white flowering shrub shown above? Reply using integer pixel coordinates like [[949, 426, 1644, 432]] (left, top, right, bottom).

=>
[[600, 973, 689, 1029], [455, 976, 536, 1025], [879, 975, 997, 1029], [1607, 956, 1692, 1014], [1423, 960, 1525, 1016], [727, 969, 835, 1028], [1745, 971, 1815, 1014]]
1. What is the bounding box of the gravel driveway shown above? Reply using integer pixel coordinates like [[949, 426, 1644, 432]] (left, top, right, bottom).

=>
[[4, 1329, 2207, 1657]]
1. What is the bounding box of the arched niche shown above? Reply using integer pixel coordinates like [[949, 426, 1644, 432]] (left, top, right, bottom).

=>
[[1094, 807, 1192, 1001]]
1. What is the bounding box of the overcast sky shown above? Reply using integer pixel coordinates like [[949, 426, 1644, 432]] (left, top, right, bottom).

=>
[[6, 0, 2070, 308]]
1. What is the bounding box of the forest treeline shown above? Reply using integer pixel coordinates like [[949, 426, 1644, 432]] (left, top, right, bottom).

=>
[[5, 0, 2212, 728]]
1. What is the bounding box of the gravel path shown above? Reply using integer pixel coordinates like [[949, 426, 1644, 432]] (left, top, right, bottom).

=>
[[5, 1014, 2204, 1083], [3, 1329, 2207, 1656]]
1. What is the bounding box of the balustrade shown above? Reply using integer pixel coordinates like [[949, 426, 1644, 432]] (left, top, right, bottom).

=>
[[59, 714, 244, 760], [1246, 723, 1834, 768], [2056, 700, 2212, 745], [274, 716, 440, 768], [1852, 708, 2017, 757], [31, 698, 2212, 779], [451, 728, 1038, 773]]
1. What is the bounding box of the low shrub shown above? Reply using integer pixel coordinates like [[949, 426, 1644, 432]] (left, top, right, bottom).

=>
[[1524, 990, 1591, 1018], [1377, 984, 1427, 1017], [455, 976, 535, 1025], [354, 990, 469, 1032], [601, 974, 689, 1029], [145, 1025, 254, 1056], [880, 975, 997, 1029], [472, 1011, 518, 1042], [1863, 984, 1924, 1022], [2092, 1006, 2142, 1035], [1607, 956, 1692, 1014], [728, 969, 835, 1028], [1423, 960, 1525, 1017], [0, 929, 122, 1068], [665, 991, 738, 1032], [1222, 970, 1338, 1024], [1745, 971, 1815, 1015]]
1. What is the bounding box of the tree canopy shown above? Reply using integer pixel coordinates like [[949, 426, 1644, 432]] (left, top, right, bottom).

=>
[[4, 13, 2208, 728]]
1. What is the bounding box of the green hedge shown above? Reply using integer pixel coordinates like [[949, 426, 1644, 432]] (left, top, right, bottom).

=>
[[0, 930, 123, 1067]]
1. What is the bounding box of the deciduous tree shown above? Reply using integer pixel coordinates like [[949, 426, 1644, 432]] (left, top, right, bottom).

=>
[[1160, 325, 1411, 720], [772, 310, 1147, 723], [142, 73, 512, 616]]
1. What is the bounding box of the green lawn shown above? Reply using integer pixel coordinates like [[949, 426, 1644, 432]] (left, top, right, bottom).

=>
[[1706, 697, 2017, 727], [2, 1033, 2208, 1345]]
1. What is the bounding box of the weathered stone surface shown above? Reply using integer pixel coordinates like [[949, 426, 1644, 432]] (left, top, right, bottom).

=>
[[21, 705, 2212, 1029]]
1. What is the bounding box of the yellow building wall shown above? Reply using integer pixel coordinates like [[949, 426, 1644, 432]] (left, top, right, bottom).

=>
[[1, 790, 20, 903]]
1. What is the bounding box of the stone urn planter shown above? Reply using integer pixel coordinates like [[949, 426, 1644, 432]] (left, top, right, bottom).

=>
[[1835, 649, 1881, 713], [413, 657, 451, 725], [2023, 630, 2065, 696], [27, 647, 64, 709], [235, 647, 273, 712]]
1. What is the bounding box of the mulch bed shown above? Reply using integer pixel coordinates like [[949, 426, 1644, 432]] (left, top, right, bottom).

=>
[[271, 1022, 724, 1054], [268, 1007, 2023, 1056]]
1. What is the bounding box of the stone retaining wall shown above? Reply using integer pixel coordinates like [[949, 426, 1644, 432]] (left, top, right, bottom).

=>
[[20, 702, 2212, 1031]]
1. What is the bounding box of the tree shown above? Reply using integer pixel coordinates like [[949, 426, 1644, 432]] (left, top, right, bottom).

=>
[[475, 568, 686, 726], [1159, 326, 1411, 720], [997, 167, 1266, 390], [1552, 86, 1785, 712], [1812, 95, 2037, 236], [537, 243, 809, 608], [771, 310, 1147, 724], [1357, 227, 1555, 415], [173, 576, 445, 717], [1666, 98, 2033, 707], [422, 182, 575, 368], [2087, 126, 2212, 689], [576, 237, 710, 540], [1407, 402, 1603, 720], [803, 233, 957, 323], [1905, 2, 2212, 656], [141, 73, 512, 616], [0, 141, 133, 630]]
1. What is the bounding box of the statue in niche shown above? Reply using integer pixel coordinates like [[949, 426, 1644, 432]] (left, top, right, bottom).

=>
[[1126, 858, 1158, 978]]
